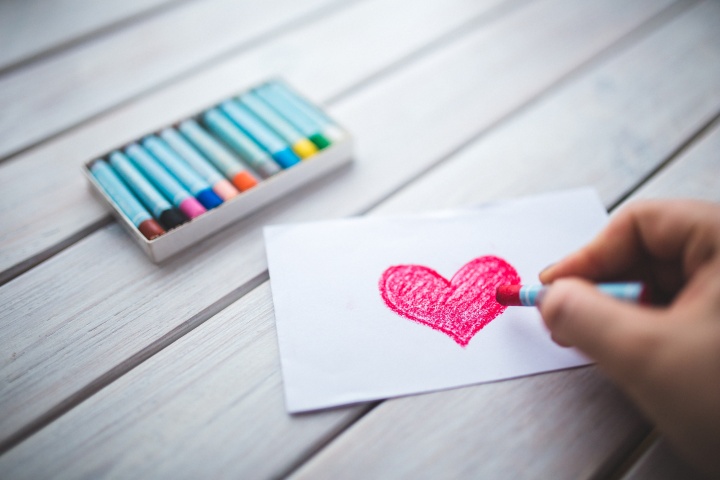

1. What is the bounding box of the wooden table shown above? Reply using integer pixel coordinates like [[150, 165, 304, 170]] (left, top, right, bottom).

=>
[[1, 0, 718, 478]]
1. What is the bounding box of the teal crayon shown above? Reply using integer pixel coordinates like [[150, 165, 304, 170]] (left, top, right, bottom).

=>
[[108, 151, 188, 230], [89, 159, 166, 240], [496, 282, 649, 307], [238, 92, 318, 159], [201, 108, 282, 178], [219, 99, 300, 169], [259, 82, 345, 143], [142, 135, 223, 210], [125, 143, 207, 220], [252, 84, 334, 150], [178, 119, 259, 192], [159, 127, 240, 201]]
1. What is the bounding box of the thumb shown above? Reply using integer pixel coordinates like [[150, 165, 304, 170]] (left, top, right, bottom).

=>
[[539, 278, 657, 375]]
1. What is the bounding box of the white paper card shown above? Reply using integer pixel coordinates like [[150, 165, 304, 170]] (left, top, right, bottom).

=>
[[265, 189, 607, 412]]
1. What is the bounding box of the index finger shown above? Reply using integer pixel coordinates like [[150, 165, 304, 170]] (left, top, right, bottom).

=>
[[539, 199, 720, 286]]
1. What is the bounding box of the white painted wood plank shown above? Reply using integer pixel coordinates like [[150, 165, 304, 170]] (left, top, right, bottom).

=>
[[0, 284, 368, 479], [615, 124, 720, 480], [289, 4, 720, 479], [5, 8, 717, 473], [0, 0, 683, 461], [0, 308, 638, 479], [291, 127, 720, 480], [373, 1, 720, 217], [295, 371, 645, 480], [0, 0, 517, 283], [0, 0, 178, 72], [0, 0, 345, 160], [622, 439, 709, 480], [630, 121, 720, 202], [1, 2, 715, 476]]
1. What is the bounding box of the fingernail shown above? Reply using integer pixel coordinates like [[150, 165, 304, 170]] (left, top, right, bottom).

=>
[[538, 263, 556, 282]]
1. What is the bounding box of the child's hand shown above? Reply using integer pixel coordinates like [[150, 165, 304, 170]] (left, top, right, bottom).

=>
[[538, 200, 720, 476]]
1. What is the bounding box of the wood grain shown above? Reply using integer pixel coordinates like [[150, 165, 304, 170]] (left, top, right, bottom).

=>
[[0, 0, 674, 456], [292, 116, 720, 480], [0, 284, 370, 479], [622, 439, 709, 480], [629, 119, 720, 202], [0, 0, 346, 160], [1, 1, 715, 477], [293, 370, 646, 480], [0, 0, 517, 284], [613, 120, 720, 480], [290, 3, 720, 478], [374, 0, 720, 217], [0, 0, 179, 72]]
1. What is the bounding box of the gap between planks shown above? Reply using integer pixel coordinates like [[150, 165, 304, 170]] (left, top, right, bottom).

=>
[[0, 0, 535, 288], [282, 93, 720, 480], [602, 430, 661, 480], [279, 2, 720, 477], [581, 97, 720, 480], [274, 402, 381, 480], [0, 271, 268, 455], [0, 0, 707, 467], [0, 0, 364, 165], [0, 0, 695, 455], [0, 217, 112, 288], [323, 0, 531, 106], [0, 0, 196, 77], [290, 96, 720, 480], [608, 108, 720, 212], [346, 0, 699, 218], [0, 0, 688, 289]]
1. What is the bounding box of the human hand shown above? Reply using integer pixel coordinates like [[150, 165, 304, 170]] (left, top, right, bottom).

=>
[[538, 199, 720, 476]]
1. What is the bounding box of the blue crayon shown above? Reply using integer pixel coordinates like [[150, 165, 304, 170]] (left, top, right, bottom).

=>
[[125, 144, 207, 220], [89, 159, 166, 240], [496, 282, 649, 306], [239, 91, 318, 159], [178, 119, 259, 192], [202, 108, 282, 178], [257, 82, 344, 144], [159, 128, 240, 201], [108, 151, 188, 230], [219, 99, 300, 168], [142, 135, 223, 210]]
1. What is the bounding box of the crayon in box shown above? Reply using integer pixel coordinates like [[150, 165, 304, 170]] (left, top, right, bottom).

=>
[[84, 79, 353, 263]]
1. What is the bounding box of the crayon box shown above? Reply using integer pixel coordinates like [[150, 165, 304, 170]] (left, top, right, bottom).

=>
[[83, 79, 353, 262]]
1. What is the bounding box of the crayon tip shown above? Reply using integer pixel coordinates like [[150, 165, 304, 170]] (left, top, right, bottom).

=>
[[179, 197, 207, 219], [138, 219, 166, 240], [159, 208, 188, 230], [496, 285, 521, 306], [213, 180, 240, 200], [255, 159, 282, 179], [232, 171, 258, 191], [272, 148, 301, 169], [291, 139, 318, 159], [308, 133, 331, 150], [196, 188, 224, 210]]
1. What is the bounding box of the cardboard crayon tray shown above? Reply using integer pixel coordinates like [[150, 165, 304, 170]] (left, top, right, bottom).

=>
[[83, 79, 353, 263]]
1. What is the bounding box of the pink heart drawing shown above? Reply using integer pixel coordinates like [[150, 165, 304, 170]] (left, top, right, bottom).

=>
[[378, 256, 521, 347]]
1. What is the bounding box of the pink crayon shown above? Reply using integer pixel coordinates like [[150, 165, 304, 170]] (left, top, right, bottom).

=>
[[125, 144, 207, 220], [160, 128, 240, 201]]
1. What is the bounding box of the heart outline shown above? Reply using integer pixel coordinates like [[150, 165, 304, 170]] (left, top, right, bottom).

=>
[[378, 256, 521, 347]]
